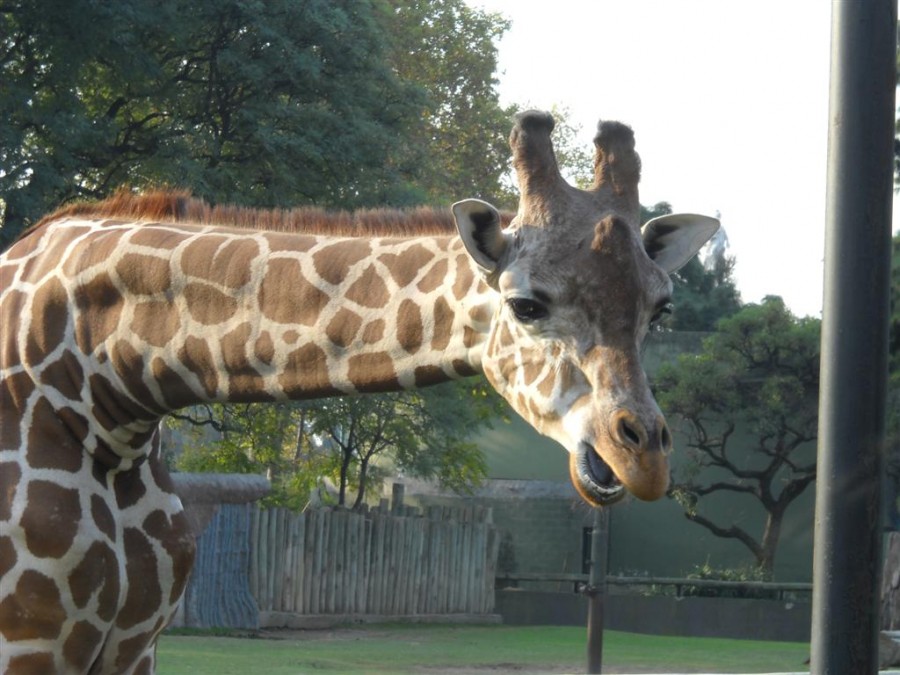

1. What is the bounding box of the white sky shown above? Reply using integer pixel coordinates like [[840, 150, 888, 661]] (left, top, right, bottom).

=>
[[467, 0, 898, 319]]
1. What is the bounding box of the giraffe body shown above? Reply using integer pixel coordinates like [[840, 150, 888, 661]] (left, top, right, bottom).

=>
[[0, 111, 718, 673]]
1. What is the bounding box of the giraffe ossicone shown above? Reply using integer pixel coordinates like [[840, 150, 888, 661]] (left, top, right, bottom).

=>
[[0, 110, 717, 673]]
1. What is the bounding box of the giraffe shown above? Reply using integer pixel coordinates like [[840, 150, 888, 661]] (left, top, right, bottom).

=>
[[0, 110, 717, 673]]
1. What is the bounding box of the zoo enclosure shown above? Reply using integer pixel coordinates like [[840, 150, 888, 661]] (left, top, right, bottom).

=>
[[178, 498, 501, 628], [250, 502, 499, 616]]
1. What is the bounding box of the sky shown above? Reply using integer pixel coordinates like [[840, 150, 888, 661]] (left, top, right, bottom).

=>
[[467, 0, 898, 319]]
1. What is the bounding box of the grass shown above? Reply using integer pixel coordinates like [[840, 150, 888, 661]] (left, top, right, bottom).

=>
[[156, 624, 810, 674]]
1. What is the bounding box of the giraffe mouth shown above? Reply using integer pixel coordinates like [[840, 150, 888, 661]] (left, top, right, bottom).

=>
[[572, 442, 625, 506]]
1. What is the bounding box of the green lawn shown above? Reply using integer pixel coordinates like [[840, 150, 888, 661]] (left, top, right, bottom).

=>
[[157, 624, 809, 674]]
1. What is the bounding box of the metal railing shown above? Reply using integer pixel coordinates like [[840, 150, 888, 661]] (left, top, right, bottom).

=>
[[496, 572, 812, 601]]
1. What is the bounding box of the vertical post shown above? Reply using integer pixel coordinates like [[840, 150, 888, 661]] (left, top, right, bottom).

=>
[[586, 507, 609, 674], [391, 482, 405, 515], [810, 1, 896, 673]]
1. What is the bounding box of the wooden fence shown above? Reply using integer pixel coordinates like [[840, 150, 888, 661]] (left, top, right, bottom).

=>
[[248, 503, 499, 617]]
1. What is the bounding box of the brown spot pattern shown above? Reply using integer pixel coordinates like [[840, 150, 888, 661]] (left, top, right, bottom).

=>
[[130, 228, 190, 249], [326, 308, 363, 348], [260, 258, 330, 325], [0, 536, 16, 578], [24, 277, 68, 365], [68, 540, 120, 620], [347, 352, 399, 392], [452, 360, 478, 377], [313, 240, 372, 285], [74, 272, 124, 355], [9, 653, 57, 673], [21, 481, 81, 558], [132, 300, 181, 347], [116, 254, 171, 295], [0, 570, 66, 640], [183, 282, 237, 325], [0, 289, 28, 368], [182, 236, 257, 288], [378, 244, 434, 288], [362, 320, 385, 344], [414, 365, 447, 387], [255, 332, 275, 364], [151, 357, 197, 410], [417, 259, 448, 293], [26, 399, 83, 473], [114, 466, 147, 510], [115, 627, 159, 673], [396, 300, 424, 354], [430, 297, 454, 351], [453, 254, 475, 300], [91, 494, 117, 541], [281, 343, 341, 398], [38, 350, 85, 401], [142, 509, 194, 587], [346, 265, 388, 308], [0, 373, 33, 450], [116, 528, 161, 629], [63, 620, 104, 672], [61, 229, 125, 277], [178, 335, 219, 399], [0, 462, 22, 521], [222, 323, 265, 394]]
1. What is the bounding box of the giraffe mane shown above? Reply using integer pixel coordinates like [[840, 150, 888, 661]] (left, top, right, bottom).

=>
[[31, 189, 502, 238]]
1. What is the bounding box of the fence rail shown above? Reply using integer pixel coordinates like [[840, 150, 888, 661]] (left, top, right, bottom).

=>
[[249, 504, 499, 616], [497, 572, 813, 600]]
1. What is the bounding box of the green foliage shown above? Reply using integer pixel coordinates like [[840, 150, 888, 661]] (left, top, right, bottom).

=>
[[379, 0, 514, 208], [0, 0, 513, 246], [656, 297, 820, 574], [682, 561, 776, 598], [168, 378, 505, 510]]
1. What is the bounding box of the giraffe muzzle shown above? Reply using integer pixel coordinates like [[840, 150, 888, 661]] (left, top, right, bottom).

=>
[[570, 441, 626, 506], [570, 410, 672, 506]]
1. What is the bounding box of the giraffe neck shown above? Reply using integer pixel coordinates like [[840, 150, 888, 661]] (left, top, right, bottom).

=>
[[8, 218, 495, 458]]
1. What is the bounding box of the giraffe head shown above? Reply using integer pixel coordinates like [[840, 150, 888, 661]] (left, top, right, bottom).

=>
[[452, 111, 718, 506]]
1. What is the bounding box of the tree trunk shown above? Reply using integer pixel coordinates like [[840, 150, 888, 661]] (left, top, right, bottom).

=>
[[338, 449, 352, 507], [758, 510, 783, 578], [352, 457, 370, 510]]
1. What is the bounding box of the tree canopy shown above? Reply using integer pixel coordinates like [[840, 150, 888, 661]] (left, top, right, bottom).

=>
[[656, 297, 820, 576], [171, 380, 503, 510], [0, 0, 514, 246]]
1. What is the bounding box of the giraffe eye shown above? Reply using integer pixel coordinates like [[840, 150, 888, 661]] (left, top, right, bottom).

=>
[[650, 300, 674, 328], [508, 297, 549, 323]]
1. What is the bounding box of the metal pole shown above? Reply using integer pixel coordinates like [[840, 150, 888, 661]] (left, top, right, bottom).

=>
[[586, 507, 609, 674], [810, 1, 896, 673]]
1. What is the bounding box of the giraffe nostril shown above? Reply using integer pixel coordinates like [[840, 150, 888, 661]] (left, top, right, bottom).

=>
[[660, 422, 672, 453], [613, 410, 646, 451], [620, 419, 641, 447]]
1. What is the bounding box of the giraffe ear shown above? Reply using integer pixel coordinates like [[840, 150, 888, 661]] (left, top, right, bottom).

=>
[[452, 199, 509, 274], [641, 213, 720, 274]]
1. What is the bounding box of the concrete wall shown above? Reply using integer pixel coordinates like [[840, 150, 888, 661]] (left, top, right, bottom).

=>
[[495, 589, 811, 642]]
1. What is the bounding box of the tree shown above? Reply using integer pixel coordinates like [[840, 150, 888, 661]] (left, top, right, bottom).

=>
[[1, 0, 517, 247], [378, 0, 515, 208], [655, 297, 820, 576], [297, 381, 500, 509], [169, 379, 502, 509]]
